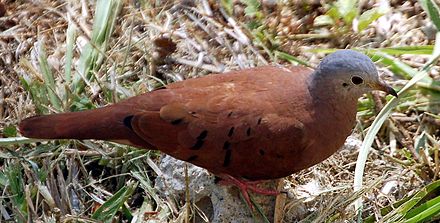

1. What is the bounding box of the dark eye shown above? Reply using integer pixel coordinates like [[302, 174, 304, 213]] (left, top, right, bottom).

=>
[[351, 76, 364, 85]]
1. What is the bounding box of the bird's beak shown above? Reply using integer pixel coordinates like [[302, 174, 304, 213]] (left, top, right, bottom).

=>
[[370, 81, 398, 97]]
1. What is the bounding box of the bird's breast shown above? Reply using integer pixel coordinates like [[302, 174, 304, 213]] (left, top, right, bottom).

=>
[[294, 99, 358, 171]]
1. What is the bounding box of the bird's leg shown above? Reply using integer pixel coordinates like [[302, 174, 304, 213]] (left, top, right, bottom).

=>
[[217, 174, 279, 209]]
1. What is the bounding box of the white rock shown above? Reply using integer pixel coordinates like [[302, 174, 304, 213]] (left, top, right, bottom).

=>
[[155, 155, 277, 222]]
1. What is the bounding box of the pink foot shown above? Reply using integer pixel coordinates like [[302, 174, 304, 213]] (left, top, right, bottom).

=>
[[217, 174, 280, 210]]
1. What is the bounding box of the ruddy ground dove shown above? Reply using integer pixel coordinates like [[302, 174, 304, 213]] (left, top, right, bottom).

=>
[[19, 50, 396, 199]]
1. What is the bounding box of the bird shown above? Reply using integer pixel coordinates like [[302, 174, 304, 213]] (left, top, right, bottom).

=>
[[19, 49, 397, 207]]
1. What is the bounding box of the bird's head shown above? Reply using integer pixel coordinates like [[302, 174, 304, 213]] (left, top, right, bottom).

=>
[[312, 49, 397, 99]]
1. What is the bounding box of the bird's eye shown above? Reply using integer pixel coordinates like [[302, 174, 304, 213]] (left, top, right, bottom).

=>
[[351, 76, 364, 85]]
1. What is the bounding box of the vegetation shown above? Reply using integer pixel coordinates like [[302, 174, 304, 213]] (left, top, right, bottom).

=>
[[0, 0, 439, 222]]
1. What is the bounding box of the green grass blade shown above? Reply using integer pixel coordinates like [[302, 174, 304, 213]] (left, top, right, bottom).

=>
[[18, 64, 49, 113], [365, 50, 440, 92], [91, 181, 137, 222], [240, 0, 261, 18], [358, 8, 385, 31], [65, 15, 77, 84], [73, 0, 122, 94], [419, 0, 440, 31], [353, 97, 399, 211], [220, 0, 233, 15], [372, 46, 434, 55], [274, 51, 312, 67], [309, 46, 434, 56], [3, 163, 27, 222], [353, 32, 440, 214], [37, 40, 62, 110], [404, 195, 440, 222], [336, 0, 358, 24], [381, 180, 440, 222], [365, 50, 419, 80], [0, 137, 46, 146], [363, 197, 411, 222]]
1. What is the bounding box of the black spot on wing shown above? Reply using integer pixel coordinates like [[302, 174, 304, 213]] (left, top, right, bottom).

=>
[[228, 127, 234, 137], [257, 118, 262, 125], [123, 115, 134, 130], [197, 130, 208, 140], [171, 118, 183, 125], [190, 140, 204, 150], [190, 130, 208, 150], [223, 141, 231, 150], [223, 150, 232, 167], [259, 149, 265, 156], [246, 127, 251, 136], [187, 155, 198, 162]]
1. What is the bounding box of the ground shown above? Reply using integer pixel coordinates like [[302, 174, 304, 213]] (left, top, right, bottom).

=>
[[0, 0, 439, 222]]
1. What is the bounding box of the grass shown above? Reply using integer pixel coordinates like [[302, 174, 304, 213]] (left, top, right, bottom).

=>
[[0, 0, 439, 222], [354, 39, 440, 220]]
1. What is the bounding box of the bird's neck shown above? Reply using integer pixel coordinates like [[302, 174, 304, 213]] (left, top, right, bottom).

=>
[[299, 73, 360, 168], [307, 72, 359, 127], [308, 72, 360, 106]]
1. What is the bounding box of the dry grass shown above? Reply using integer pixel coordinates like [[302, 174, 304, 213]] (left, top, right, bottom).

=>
[[0, 0, 439, 222]]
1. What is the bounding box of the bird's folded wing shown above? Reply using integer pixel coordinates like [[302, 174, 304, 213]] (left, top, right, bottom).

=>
[[128, 91, 307, 157]]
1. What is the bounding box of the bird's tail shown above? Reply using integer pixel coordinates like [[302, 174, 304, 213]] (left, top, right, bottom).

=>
[[19, 106, 147, 147]]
